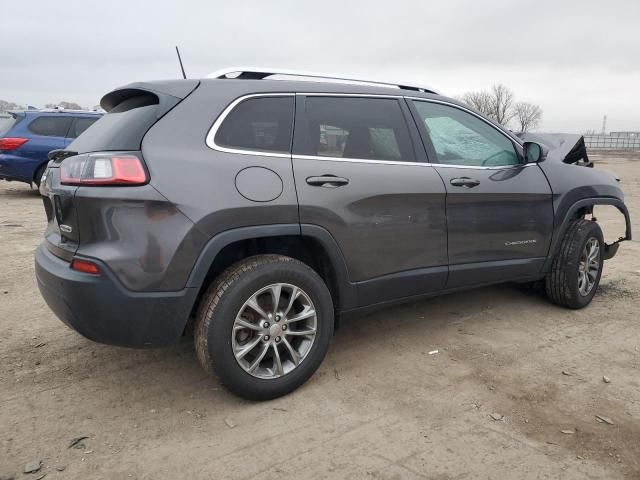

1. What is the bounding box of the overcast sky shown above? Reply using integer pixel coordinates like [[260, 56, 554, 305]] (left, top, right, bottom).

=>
[[1, 0, 638, 133]]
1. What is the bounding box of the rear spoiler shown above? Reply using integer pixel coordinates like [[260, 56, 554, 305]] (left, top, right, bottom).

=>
[[517, 133, 592, 167], [48, 149, 78, 163], [101, 80, 199, 112]]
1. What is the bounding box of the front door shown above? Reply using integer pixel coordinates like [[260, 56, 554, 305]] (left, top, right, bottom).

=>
[[408, 99, 554, 288], [292, 95, 448, 305]]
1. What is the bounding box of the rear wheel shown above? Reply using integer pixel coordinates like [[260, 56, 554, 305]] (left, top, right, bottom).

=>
[[194, 254, 334, 400], [34, 164, 47, 187], [545, 219, 604, 309]]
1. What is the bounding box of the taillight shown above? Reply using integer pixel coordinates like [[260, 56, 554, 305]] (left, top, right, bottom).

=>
[[0, 137, 29, 151], [60, 153, 148, 186], [70, 259, 101, 275]]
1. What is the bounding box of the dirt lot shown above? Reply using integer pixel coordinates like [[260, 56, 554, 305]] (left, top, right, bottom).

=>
[[1, 156, 639, 479]]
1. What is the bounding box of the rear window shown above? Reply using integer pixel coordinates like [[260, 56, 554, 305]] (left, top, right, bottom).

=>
[[68, 117, 100, 138], [294, 97, 415, 161], [214, 96, 294, 153], [28, 116, 73, 137], [68, 91, 174, 153], [0, 114, 22, 136]]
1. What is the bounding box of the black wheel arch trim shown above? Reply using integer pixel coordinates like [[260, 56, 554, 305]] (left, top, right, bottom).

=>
[[184, 223, 359, 311], [544, 196, 631, 271]]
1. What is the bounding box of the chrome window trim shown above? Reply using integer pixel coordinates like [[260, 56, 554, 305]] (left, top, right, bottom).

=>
[[292, 154, 431, 167], [205, 92, 529, 170], [205, 93, 295, 158]]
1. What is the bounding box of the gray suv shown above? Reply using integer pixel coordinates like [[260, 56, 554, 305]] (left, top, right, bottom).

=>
[[35, 68, 632, 399]]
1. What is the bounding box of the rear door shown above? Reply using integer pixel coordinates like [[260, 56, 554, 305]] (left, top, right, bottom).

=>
[[292, 95, 448, 305], [408, 99, 553, 288]]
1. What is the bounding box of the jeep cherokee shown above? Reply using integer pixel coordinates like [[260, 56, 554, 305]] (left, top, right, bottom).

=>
[[35, 68, 632, 400]]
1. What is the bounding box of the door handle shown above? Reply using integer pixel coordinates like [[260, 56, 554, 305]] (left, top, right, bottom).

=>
[[450, 177, 480, 188], [306, 175, 350, 188]]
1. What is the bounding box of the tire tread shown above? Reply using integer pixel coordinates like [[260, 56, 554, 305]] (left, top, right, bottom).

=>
[[194, 254, 296, 377], [545, 219, 603, 309]]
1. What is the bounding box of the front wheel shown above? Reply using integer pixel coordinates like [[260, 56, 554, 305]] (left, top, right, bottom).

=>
[[545, 219, 604, 309], [194, 255, 334, 400]]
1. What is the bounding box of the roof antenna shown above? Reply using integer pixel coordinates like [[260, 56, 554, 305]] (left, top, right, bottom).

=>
[[175, 46, 187, 79]]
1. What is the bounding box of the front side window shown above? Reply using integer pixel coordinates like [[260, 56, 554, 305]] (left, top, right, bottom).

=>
[[28, 116, 73, 137], [295, 97, 414, 162], [412, 101, 519, 167], [214, 96, 294, 153]]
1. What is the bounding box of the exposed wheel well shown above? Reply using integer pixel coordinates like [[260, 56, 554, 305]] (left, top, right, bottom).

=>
[[191, 235, 341, 324], [545, 200, 631, 273], [570, 204, 629, 244]]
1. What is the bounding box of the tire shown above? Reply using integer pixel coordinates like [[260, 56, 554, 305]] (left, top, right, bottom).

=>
[[194, 254, 334, 400], [34, 164, 46, 187], [545, 219, 604, 309]]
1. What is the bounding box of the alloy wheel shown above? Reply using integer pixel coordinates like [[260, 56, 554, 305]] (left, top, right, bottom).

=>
[[577, 237, 600, 296], [231, 283, 317, 379]]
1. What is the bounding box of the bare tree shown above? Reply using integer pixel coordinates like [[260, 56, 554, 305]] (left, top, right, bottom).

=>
[[461, 90, 493, 117], [0, 100, 24, 113], [514, 102, 543, 132], [460, 84, 516, 127], [489, 84, 515, 126]]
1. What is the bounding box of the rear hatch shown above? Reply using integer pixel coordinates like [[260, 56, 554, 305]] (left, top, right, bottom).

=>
[[40, 80, 199, 261]]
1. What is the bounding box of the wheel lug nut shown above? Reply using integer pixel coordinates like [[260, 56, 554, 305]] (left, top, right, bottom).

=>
[[275, 336, 281, 343], [275, 315, 281, 322], [282, 324, 287, 331], [263, 321, 270, 328], [263, 335, 270, 341]]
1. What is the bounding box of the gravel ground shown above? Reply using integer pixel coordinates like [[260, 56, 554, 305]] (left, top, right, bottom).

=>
[[1, 156, 638, 479]]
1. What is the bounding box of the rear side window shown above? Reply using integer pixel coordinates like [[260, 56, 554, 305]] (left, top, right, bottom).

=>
[[68, 117, 99, 138], [214, 96, 294, 153], [295, 97, 414, 161], [28, 116, 73, 137]]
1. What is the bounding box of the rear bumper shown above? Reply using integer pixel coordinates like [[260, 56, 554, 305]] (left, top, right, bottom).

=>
[[35, 243, 197, 347]]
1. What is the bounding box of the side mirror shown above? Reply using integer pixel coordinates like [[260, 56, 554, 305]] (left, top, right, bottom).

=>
[[524, 142, 543, 163]]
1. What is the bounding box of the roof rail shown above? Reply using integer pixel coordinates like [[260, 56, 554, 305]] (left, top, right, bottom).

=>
[[207, 67, 439, 94]]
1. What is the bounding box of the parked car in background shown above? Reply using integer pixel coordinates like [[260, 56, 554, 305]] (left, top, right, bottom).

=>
[[0, 109, 102, 186]]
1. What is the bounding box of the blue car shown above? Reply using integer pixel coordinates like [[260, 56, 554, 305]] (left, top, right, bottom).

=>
[[0, 109, 102, 186]]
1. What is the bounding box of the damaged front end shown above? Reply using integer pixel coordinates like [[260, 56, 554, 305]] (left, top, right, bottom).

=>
[[518, 132, 632, 261], [517, 132, 593, 167]]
